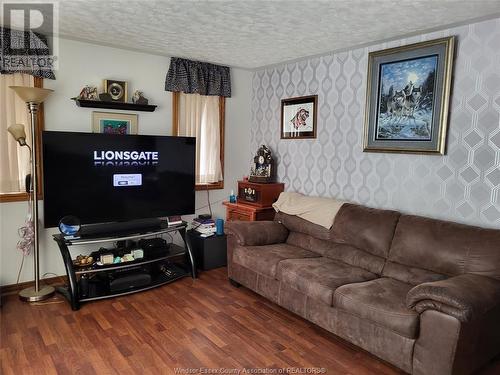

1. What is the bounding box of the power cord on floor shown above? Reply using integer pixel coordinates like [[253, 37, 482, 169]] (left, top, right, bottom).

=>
[[42, 272, 59, 279], [31, 295, 65, 306], [31, 272, 65, 305]]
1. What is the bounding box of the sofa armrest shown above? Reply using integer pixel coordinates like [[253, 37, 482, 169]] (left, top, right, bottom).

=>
[[407, 274, 500, 323], [225, 221, 288, 246]]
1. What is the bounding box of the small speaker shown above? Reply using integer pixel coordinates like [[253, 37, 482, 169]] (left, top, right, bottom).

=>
[[79, 275, 89, 298]]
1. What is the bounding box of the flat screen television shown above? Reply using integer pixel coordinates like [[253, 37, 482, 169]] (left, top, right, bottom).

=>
[[42, 131, 196, 228]]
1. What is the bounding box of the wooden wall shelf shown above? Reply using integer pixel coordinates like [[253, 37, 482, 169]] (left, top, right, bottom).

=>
[[71, 98, 157, 112]]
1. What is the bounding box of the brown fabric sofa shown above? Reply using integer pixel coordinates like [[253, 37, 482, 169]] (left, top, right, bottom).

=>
[[225, 203, 500, 375]]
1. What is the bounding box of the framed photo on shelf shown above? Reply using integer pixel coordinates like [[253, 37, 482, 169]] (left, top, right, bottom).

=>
[[363, 36, 455, 154], [281, 95, 317, 139], [103, 79, 128, 102], [92, 111, 138, 135]]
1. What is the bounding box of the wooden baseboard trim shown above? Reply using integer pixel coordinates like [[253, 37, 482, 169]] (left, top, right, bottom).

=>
[[0, 276, 67, 297]]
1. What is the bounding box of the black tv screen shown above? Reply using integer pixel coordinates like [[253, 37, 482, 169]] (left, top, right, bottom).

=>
[[42, 131, 195, 228]]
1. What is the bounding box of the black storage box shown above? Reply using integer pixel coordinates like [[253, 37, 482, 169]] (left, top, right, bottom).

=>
[[187, 230, 227, 271]]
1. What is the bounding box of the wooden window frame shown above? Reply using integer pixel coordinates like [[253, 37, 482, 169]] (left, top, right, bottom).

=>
[[172, 92, 225, 191], [0, 77, 45, 203]]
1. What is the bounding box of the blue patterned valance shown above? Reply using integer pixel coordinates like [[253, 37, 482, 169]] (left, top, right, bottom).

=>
[[0, 27, 56, 79], [165, 57, 231, 97]]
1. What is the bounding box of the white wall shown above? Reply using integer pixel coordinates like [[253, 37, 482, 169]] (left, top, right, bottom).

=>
[[0, 38, 252, 286], [251, 17, 500, 228]]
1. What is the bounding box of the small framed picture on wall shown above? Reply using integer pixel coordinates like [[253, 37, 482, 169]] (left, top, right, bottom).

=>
[[92, 111, 138, 135], [281, 95, 318, 139], [103, 79, 128, 103]]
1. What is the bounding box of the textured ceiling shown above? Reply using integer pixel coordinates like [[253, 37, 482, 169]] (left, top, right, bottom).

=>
[[55, 0, 500, 69]]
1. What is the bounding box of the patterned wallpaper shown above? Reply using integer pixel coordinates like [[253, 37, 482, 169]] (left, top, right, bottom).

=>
[[251, 17, 500, 228]]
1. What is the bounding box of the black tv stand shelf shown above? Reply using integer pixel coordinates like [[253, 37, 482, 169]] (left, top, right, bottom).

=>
[[78, 263, 187, 303], [54, 223, 196, 310]]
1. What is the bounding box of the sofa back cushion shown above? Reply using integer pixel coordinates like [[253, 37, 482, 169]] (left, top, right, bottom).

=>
[[384, 214, 500, 283], [278, 203, 400, 275], [331, 203, 401, 259], [285, 230, 387, 275], [274, 211, 332, 257], [284, 231, 332, 255], [275, 211, 330, 240]]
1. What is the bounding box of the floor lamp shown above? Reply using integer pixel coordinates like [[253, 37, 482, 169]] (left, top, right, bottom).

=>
[[9, 85, 54, 302]]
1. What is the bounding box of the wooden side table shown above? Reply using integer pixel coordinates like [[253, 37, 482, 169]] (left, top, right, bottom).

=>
[[223, 201, 276, 221]]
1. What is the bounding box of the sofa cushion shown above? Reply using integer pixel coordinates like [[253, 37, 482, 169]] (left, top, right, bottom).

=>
[[384, 214, 500, 283], [225, 221, 288, 246], [275, 211, 331, 241], [323, 243, 387, 275], [285, 231, 333, 255], [331, 203, 401, 259], [232, 243, 319, 278], [382, 261, 447, 285], [282, 204, 399, 274], [277, 257, 378, 306], [285, 232, 385, 274], [333, 278, 419, 338]]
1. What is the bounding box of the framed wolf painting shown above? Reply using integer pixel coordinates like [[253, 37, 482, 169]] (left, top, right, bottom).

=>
[[363, 37, 455, 154], [281, 95, 318, 139]]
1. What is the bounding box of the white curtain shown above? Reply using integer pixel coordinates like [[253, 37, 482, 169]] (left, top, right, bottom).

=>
[[0, 73, 34, 193], [178, 93, 222, 184]]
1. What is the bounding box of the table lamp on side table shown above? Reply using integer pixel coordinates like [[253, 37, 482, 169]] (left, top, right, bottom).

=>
[[9, 85, 54, 302]]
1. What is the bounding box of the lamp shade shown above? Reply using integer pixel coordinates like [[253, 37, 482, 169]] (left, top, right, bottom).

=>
[[7, 123, 27, 145], [9, 86, 53, 103]]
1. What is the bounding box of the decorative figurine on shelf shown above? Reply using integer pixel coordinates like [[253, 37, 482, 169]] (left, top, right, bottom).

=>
[[132, 90, 149, 105], [249, 145, 275, 183], [77, 85, 99, 100]]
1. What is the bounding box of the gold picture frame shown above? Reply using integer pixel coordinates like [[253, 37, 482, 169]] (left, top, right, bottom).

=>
[[363, 36, 455, 154], [92, 111, 138, 135], [103, 79, 128, 103]]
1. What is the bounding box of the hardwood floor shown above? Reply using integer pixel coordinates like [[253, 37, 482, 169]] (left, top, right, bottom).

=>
[[1, 268, 499, 375]]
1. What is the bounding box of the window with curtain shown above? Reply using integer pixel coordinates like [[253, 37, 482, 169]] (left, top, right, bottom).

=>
[[166, 57, 230, 190], [173, 92, 225, 188], [0, 73, 44, 201]]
